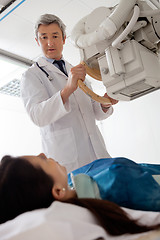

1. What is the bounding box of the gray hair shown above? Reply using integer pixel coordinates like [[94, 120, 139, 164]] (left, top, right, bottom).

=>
[[35, 14, 66, 39]]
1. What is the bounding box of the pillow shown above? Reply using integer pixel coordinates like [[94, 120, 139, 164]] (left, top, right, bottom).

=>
[[1, 201, 160, 240], [0, 201, 108, 240]]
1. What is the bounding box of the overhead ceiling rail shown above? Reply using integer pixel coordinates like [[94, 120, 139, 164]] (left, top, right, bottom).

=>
[[0, 0, 26, 22], [0, 0, 16, 13], [0, 49, 34, 67]]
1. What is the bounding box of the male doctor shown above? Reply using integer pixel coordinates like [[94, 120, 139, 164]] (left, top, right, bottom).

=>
[[21, 14, 118, 172]]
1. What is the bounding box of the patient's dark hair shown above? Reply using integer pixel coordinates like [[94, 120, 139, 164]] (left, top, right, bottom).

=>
[[0, 156, 54, 224], [66, 198, 160, 236], [0, 155, 159, 236]]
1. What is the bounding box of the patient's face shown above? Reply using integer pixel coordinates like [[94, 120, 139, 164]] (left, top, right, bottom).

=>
[[23, 153, 68, 189]]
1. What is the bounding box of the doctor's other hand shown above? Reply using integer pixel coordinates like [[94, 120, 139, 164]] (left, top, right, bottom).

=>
[[61, 64, 86, 104], [101, 93, 119, 112]]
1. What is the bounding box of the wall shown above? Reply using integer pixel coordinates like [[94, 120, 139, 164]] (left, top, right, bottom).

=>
[[0, 94, 41, 159], [99, 90, 160, 164], [90, 76, 160, 164]]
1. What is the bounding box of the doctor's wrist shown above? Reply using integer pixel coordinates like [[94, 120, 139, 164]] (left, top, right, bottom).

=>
[[61, 87, 73, 104], [101, 105, 110, 112]]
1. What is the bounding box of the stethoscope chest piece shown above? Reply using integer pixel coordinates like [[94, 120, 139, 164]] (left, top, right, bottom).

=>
[[48, 76, 53, 81]]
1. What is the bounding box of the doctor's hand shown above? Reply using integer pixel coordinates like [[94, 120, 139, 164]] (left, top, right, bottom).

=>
[[68, 64, 86, 91], [61, 64, 86, 104], [101, 93, 119, 112]]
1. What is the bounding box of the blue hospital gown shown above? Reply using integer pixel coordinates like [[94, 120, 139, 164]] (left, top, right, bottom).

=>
[[68, 157, 160, 211]]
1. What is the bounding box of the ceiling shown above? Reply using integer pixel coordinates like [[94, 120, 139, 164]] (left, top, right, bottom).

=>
[[0, 0, 118, 64]]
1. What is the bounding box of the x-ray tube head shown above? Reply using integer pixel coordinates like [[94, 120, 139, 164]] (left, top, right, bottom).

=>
[[71, 0, 160, 101]]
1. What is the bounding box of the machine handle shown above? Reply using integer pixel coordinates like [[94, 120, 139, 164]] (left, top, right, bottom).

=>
[[78, 79, 111, 105], [78, 62, 112, 105]]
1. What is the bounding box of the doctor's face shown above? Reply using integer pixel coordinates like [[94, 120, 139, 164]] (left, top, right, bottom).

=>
[[36, 23, 66, 60]]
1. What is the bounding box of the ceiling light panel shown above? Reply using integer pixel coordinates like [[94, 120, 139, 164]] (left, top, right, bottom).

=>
[[0, 79, 20, 97]]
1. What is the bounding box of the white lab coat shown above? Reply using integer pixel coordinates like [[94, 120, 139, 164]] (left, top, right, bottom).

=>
[[21, 57, 113, 172]]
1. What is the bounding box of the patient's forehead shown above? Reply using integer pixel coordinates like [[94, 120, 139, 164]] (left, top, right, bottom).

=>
[[21, 155, 39, 165]]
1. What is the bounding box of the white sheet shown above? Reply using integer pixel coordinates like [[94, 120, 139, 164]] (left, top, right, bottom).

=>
[[0, 201, 160, 240]]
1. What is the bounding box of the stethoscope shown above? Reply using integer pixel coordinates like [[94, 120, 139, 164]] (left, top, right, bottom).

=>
[[36, 62, 53, 81]]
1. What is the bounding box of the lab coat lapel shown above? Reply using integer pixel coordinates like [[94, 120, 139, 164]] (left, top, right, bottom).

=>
[[65, 61, 72, 75]]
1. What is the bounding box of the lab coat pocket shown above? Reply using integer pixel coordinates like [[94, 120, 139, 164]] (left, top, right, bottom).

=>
[[44, 128, 78, 165]]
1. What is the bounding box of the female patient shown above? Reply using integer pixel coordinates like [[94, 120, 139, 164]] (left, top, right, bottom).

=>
[[0, 153, 160, 236]]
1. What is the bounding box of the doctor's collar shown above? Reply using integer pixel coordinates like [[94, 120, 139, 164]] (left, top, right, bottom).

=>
[[42, 56, 65, 64]]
